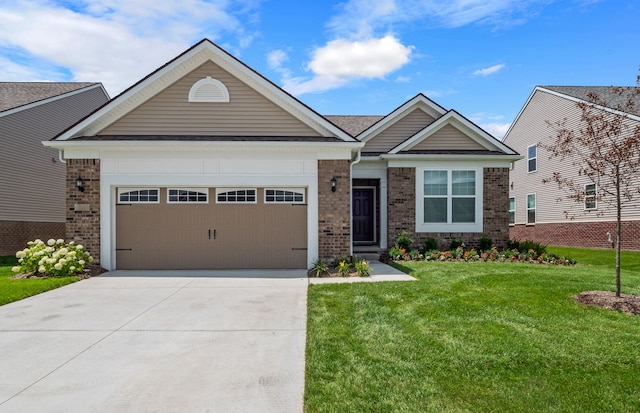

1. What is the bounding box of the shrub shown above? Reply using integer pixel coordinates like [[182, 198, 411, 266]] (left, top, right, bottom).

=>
[[449, 239, 464, 250], [395, 231, 413, 251], [388, 246, 405, 261], [506, 239, 520, 250], [518, 240, 547, 256], [424, 237, 438, 252], [478, 235, 493, 252], [13, 239, 93, 277], [310, 258, 329, 277]]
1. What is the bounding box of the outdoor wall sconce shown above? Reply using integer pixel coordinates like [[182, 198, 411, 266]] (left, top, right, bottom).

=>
[[76, 176, 85, 192], [331, 177, 337, 192]]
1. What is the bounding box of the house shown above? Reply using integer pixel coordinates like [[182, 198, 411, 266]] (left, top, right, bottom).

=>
[[503, 86, 640, 250], [0, 82, 109, 255], [45, 39, 519, 270]]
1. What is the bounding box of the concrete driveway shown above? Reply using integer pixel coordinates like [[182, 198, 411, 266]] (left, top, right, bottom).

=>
[[0, 270, 308, 413]]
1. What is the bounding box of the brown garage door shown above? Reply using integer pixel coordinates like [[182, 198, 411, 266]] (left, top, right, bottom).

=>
[[116, 188, 307, 269]]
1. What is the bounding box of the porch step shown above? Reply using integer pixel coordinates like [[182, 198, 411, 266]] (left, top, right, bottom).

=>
[[353, 246, 385, 261], [353, 252, 381, 261]]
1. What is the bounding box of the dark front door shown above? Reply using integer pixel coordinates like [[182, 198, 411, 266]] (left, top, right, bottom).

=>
[[352, 188, 375, 243]]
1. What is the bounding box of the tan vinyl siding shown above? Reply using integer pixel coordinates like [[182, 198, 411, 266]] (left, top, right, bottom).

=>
[[0, 87, 108, 222], [363, 108, 435, 153], [100, 61, 321, 137], [505, 89, 640, 225], [409, 124, 486, 151]]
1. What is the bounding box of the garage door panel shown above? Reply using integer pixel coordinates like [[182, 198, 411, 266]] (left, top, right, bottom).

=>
[[116, 187, 307, 270]]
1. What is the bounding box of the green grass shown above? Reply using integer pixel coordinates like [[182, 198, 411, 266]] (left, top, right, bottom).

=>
[[304, 247, 640, 413], [0, 255, 80, 306]]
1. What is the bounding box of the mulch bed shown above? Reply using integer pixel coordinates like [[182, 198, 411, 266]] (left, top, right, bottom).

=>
[[307, 269, 368, 278], [11, 264, 107, 280], [574, 291, 640, 315]]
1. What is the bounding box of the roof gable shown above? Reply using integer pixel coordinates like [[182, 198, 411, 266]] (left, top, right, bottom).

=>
[[504, 86, 640, 143], [55, 39, 355, 142], [357, 94, 447, 143], [98, 61, 320, 137], [390, 110, 517, 155]]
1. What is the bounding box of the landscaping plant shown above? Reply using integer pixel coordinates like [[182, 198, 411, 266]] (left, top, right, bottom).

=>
[[12, 239, 93, 277]]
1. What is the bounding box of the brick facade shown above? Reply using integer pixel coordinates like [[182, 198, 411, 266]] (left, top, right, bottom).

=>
[[66, 159, 101, 263], [0, 221, 65, 255], [387, 167, 511, 251], [318, 160, 351, 262], [510, 221, 640, 251]]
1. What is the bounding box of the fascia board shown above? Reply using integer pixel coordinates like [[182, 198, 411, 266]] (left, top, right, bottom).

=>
[[358, 94, 447, 142], [381, 153, 523, 163], [43, 140, 364, 151]]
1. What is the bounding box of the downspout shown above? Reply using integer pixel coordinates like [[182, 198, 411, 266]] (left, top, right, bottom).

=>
[[349, 149, 362, 257], [58, 150, 66, 164]]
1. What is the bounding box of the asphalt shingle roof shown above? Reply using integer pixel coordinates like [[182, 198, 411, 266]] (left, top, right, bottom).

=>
[[543, 86, 640, 117], [0, 82, 97, 113], [324, 115, 384, 137]]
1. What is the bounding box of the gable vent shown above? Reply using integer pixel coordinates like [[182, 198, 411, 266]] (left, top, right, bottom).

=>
[[188, 76, 230, 103]]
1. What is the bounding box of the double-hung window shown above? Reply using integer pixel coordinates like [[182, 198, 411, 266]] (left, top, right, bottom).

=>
[[527, 144, 537, 173], [509, 197, 516, 225], [527, 193, 536, 224], [418, 168, 482, 233], [585, 184, 597, 210]]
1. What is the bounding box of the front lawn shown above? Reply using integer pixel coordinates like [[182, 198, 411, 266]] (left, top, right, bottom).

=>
[[305, 247, 640, 412], [0, 256, 80, 306]]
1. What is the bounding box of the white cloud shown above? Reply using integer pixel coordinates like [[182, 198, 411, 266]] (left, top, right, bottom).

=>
[[267, 49, 288, 70], [0, 0, 262, 95], [282, 35, 413, 95], [472, 63, 506, 77], [479, 122, 511, 139]]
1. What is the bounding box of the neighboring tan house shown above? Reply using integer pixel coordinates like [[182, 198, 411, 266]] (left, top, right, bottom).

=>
[[0, 82, 109, 255], [45, 39, 519, 270], [504, 86, 640, 250]]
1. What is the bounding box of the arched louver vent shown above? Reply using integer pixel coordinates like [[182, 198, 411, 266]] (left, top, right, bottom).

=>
[[188, 76, 230, 103]]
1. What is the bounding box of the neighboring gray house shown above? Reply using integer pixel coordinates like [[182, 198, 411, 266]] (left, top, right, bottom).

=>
[[0, 82, 109, 255], [46, 39, 519, 270], [504, 86, 640, 250]]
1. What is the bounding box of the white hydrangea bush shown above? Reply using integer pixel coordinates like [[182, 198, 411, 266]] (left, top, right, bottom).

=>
[[12, 239, 94, 277]]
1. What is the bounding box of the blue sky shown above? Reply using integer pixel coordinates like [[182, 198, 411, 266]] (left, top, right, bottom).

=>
[[0, 0, 637, 138]]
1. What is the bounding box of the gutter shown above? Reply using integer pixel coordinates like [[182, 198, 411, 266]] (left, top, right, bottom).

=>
[[349, 149, 362, 257]]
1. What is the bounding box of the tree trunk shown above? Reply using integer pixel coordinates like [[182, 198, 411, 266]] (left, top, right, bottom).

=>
[[616, 166, 622, 297]]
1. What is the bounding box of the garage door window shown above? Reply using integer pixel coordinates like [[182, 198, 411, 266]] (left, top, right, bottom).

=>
[[118, 188, 159, 203], [216, 189, 257, 203], [265, 188, 305, 204], [168, 188, 208, 203]]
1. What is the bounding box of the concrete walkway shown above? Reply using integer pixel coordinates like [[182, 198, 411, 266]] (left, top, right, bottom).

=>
[[0, 270, 308, 413]]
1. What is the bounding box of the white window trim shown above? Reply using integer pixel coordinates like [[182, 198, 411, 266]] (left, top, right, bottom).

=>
[[215, 188, 257, 204], [527, 144, 537, 173], [509, 196, 516, 225], [526, 193, 536, 224], [117, 188, 160, 204], [584, 183, 597, 210], [416, 167, 483, 233], [264, 188, 306, 204], [167, 188, 209, 204]]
